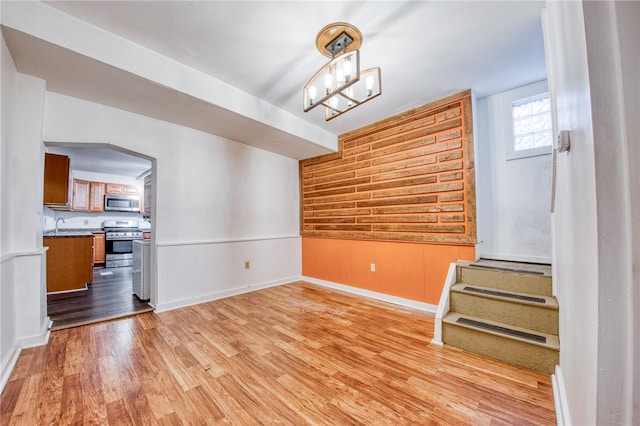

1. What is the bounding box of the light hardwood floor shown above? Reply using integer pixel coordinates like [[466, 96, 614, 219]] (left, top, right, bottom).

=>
[[1, 282, 556, 425]]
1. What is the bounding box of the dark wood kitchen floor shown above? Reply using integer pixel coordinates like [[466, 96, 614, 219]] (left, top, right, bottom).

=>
[[47, 266, 153, 330]]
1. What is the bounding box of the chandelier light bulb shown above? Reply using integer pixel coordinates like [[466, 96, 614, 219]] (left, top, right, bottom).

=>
[[366, 75, 374, 96], [336, 68, 344, 84], [343, 59, 352, 82], [329, 96, 339, 115], [308, 85, 317, 105], [324, 74, 333, 95], [346, 87, 354, 106]]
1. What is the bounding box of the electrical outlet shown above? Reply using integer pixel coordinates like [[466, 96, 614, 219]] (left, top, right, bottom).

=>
[[83, 219, 89, 225], [245, 261, 250, 270], [370, 263, 376, 272]]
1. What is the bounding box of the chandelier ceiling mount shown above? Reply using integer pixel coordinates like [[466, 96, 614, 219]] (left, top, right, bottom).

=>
[[315, 22, 362, 57]]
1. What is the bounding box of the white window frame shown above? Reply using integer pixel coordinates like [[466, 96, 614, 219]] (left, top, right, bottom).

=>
[[504, 81, 552, 161]]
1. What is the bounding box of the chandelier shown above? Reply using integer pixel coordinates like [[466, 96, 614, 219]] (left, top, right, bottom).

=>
[[303, 22, 382, 121]]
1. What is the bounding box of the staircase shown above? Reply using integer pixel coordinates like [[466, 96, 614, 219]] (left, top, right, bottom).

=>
[[442, 261, 559, 374]]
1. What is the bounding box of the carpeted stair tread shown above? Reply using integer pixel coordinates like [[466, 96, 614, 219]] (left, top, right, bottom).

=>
[[443, 312, 560, 350], [451, 283, 558, 309]]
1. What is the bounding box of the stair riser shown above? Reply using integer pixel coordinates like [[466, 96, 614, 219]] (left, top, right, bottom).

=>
[[451, 292, 558, 334], [443, 323, 558, 375], [457, 267, 552, 296]]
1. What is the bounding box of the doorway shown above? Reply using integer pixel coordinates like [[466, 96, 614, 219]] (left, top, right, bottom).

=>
[[43, 143, 156, 330], [475, 81, 553, 264]]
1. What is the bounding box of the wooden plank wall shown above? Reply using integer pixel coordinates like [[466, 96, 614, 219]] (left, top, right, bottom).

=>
[[300, 90, 476, 245]]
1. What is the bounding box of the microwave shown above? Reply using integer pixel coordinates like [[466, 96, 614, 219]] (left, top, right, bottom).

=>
[[104, 194, 141, 212]]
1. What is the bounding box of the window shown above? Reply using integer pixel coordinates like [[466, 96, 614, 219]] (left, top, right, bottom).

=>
[[509, 92, 552, 158]]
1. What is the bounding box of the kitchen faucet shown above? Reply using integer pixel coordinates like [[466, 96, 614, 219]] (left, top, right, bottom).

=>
[[55, 217, 66, 234]]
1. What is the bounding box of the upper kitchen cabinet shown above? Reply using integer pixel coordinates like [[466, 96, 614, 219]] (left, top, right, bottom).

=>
[[71, 179, 90, 211], [70, 179, 140, 213], [43, 153, 71, 210], [89, 182, 106, 212], [106, 183, 139, 195]]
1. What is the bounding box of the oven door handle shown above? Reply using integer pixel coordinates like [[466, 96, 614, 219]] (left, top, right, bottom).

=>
[[105, 236, 143, 241]]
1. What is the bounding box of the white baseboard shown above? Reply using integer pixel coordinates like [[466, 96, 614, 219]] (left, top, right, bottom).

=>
[[156, 274, 437, 317], [20, 317, 52, 349], [0, 317, 51, 393], [302, 276, 437, 313], [552, 365, 572, 426], [0, 343, 22, 393], [430, 262, 458, 346], [154, 276, 301, 313]]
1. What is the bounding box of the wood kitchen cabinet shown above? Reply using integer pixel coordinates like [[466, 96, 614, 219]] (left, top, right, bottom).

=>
[[43, 153, 71, 209], [89, 182, 106, 212], [71, 179, 90, 211], [106, 183, 139, 195], [44, 235, 93, 293], [92, 232, 106, 265], [105, 183, 123, 194], [123, 185, 139, 195]]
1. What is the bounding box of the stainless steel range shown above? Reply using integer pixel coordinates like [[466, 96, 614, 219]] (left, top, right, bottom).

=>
[[102, 220, 143, 268]]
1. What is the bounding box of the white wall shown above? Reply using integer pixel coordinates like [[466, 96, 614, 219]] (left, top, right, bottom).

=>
[[0, 29, 18, 391], [616, 1, 640, 419], [156, 237, 300, 312], [0, 32, 50, 391], [582, 1, 638, 423], [1, 23, 16, 254], [42, 92, 302, 311], [476, 81, 552, 263], [544, 0, 639, 424]]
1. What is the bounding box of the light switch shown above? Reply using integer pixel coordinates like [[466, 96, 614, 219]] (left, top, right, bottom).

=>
[[558, 130, 571, 152]]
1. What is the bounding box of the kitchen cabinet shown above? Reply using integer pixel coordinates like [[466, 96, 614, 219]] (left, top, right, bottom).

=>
[[43, 153, 71, 209], [89, 182, 106, 212], [44, 155, 138, 212], [105, 183, 123, 194], [71, 179, 90, 211], [106, 183, 139, 195], [44, 235, 93, 293], [92, 232, 106, 265], [123, 185, 139, 195]]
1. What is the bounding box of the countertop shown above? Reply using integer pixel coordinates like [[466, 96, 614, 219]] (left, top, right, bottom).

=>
[[44, 230, 94, 238]]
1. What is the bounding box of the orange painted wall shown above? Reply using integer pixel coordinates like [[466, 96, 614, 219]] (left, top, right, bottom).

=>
[[302, 237, 475, 305]]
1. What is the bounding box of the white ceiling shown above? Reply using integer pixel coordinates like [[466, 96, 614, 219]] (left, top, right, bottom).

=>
[[45, 143, 152, 178], [2, 0, 547, 173]]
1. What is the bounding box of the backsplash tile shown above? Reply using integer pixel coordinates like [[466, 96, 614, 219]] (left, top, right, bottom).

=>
[[42, 206, 150, 231]]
